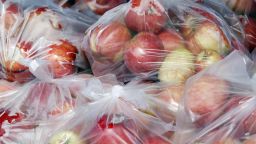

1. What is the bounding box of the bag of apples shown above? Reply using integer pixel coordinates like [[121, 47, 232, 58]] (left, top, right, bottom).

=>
[[84, 0, 246, 83], [0, 71, 94, 143], [39, 74, 177, 144], [0, 0, 91, 83], [173, 50, 256, 144]]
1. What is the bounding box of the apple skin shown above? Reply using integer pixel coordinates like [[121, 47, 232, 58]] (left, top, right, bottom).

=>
[[186, 75, 229, 126], [45, 40, 78, 78], [49, 130, 82, 144], [124, 0, 167, 33], [188, 21, 231, 56], [195, 49, 222, 72], [124, 32, 164, 74], [85, 0, 127, 15], [158, 47, 195, 84], [158, 29, 185, 51], [89, 21, 132, 62], [244, 18, 256, 52], [144, 136, 170, 144]]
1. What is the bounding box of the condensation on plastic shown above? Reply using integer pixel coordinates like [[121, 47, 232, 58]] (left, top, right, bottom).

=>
[[38, 75, 177, 144], [83, 0, 247, 84], [0, 71, 93, 143], [0, 0, 91, 83], [174, 50, 256, 144]]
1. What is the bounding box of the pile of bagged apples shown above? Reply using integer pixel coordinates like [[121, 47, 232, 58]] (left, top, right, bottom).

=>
[[0, 0, 256, 143]]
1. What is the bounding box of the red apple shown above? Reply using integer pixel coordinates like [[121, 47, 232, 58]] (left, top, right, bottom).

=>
[[91, 116, 138, 144], [89, 21, 132, 62], [85, 0, 127, 15], [195, 49, 222, 72], [186, 75, 229, 125], [244, 18, 256, 51], [188, 21, 231, 56], [124, 32, 164, 74], [124, 0, 167, 33], [158, 47, 195, 84], [144, 136, 171, 144], [49, 130, 83, 144], [158, 29, 185, 51], [45, 40, 78, 78]]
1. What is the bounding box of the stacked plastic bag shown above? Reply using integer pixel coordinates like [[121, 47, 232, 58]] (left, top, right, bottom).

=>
[[0, 0, 255, 143]]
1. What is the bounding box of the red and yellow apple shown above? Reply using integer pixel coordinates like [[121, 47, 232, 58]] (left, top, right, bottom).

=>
[[124, 32, 164, 74], [186, 75, 229, 126], [158, 47, 195, 84], [85, 0, 127, 15], [124, 0, 167, 33], [158, 29, 185, 51], [188, 21, 231, 56], [45, 40, 78, 78], [195, 49, 222, 72], [89, 21, 132, 62], [91, 115, 137, 144]]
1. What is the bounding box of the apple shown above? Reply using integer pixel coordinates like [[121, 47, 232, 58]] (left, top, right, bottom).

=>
[[144, 136, 170, 144], [124, 32, 164, 74], [222, 0, 256, 14], [244, 18, 256, 52], [188, 21, 231, 56], [195, 49, 222, 72], [124, 0, 167, 33], [49, 130, 82, 144], [45, 40, 78, 78], [158, 29, 185, 51], [89, 21, 132, 62], [89, 115, 141, 144], [158, 47, 195, 84], [186, 75, 229, 125], [85, 0, 128, 15]]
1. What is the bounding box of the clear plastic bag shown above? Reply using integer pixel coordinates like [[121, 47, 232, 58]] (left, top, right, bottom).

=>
[[0, 0, 91, 83], [0, 69, 93, 143], [174, 50, 256, 144], [39, 74, 177, 144], [83, 0, 246, 83]]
